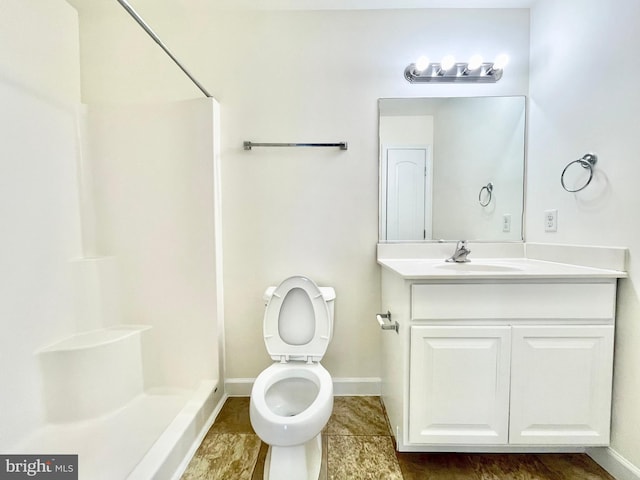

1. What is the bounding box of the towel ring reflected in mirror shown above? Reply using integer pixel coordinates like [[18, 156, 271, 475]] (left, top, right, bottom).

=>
[[561, 153, 598, 192], [478, 182, 493, 207]]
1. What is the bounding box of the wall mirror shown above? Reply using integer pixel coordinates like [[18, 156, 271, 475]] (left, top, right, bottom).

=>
[[379, 95, 525, 243]]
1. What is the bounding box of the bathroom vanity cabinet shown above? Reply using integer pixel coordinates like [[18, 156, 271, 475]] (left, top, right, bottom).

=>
[[378, 253, 626, 452]]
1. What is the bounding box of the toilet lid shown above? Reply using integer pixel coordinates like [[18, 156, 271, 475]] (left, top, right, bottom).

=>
[[263, 275, 331, 363]]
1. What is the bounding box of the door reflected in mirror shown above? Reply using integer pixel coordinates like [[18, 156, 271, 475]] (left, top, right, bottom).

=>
[[379, 96, 525, 242]]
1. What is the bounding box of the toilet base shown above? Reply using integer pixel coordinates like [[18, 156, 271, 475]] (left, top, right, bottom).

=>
[[263, 433, 322, 480]]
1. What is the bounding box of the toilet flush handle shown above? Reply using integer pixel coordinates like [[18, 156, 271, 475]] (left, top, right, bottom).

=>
[[376, 312, 399, 334]]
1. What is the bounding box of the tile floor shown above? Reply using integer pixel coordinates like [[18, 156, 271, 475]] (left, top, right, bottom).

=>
[[181, 396, 616, 480]]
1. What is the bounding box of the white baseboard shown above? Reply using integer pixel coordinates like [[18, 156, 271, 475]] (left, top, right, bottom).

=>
[[224, 378, 255, 396], [587, 447, 640, 480], [224, 377, 382, 397], [333, 377, 381, 396]]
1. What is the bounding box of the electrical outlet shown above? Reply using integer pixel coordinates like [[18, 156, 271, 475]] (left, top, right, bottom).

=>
[[544, 209, 558, 232], [502, 214, 512, 233]]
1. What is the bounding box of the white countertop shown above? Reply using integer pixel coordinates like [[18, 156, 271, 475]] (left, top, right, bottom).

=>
[[378, 257, 627, 280]]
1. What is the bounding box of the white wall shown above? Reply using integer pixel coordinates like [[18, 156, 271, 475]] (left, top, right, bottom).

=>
[[529, 0, 640, 470], [72, 4, 530, 382], [379, 115, 434, 147], [0, 0, 82, 448]]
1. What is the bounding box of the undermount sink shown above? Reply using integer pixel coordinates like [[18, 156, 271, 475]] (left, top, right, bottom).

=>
[[435, 262, 524, 272]]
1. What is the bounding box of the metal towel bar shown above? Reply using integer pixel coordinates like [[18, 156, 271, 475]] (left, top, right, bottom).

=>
[[243, 141, 348, 151]]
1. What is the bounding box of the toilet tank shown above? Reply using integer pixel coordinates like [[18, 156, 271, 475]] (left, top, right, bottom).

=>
[[319, 287, 335, 320], [320, 287, 335, 342]]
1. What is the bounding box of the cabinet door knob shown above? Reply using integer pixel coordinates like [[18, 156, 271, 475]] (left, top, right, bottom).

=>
[[376, 312, 399, 334]]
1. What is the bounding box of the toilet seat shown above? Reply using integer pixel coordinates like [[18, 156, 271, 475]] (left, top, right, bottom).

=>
[[263, 275, 331, 363]]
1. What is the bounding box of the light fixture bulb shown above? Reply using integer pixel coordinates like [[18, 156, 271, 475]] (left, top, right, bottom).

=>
[[467, 54, 483, 70], [415, 56, 430, 72], [440, 55, 456, 71], [493, 54, 509, 70]]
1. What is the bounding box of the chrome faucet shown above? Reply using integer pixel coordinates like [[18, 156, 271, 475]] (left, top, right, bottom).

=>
[[446, 240, 471, 263]]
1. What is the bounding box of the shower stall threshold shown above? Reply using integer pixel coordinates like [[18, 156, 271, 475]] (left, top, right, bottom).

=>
[[13, 380, 220, 480]]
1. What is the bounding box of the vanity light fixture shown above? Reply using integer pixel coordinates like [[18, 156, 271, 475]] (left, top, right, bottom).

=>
[[404, 54, 509, 83]]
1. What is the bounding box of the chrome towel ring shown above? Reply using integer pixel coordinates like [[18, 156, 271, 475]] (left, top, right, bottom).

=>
[[478, 182, 493, 207], [561, 153, 597, 192]]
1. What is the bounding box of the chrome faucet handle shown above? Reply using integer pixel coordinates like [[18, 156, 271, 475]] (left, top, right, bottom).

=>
[[446, 240, 471, 263]]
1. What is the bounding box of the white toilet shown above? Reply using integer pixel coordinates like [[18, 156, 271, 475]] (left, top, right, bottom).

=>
[[250, 275, 335, 480]]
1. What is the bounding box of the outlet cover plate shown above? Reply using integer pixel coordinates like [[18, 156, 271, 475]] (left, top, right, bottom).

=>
[[545, 209, 558, 232]]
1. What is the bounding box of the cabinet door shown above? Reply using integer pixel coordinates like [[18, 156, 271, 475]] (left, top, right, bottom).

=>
[[409, 326, 511, 444], [510, 325, 614, 445]]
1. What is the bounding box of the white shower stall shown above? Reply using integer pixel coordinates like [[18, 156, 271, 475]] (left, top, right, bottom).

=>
[[0, 2, 224, 478]]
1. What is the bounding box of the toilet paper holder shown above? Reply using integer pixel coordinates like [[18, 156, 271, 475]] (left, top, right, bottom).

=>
[[376, 311, 399, 334]]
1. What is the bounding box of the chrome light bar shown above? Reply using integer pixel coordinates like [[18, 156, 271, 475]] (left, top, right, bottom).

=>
[[404, 62, 504, 83]]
